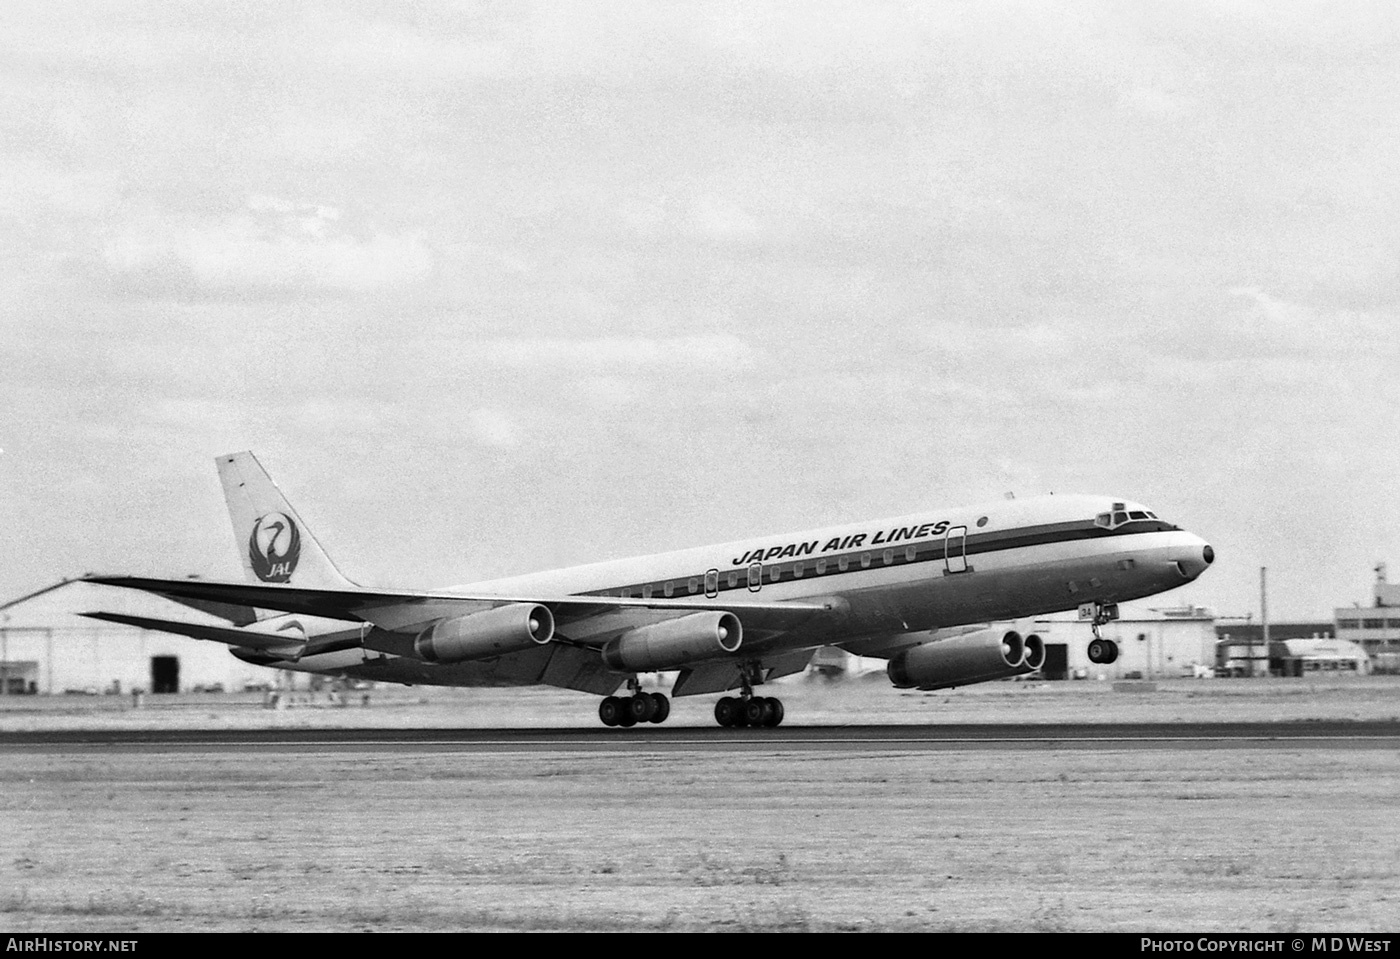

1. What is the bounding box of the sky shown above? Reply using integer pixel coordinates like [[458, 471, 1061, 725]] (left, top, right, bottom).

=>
[[2, 1, 1398, 622]]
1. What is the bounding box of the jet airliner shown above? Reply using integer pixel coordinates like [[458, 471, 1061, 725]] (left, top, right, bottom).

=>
[[86, 452, 1214, 726]]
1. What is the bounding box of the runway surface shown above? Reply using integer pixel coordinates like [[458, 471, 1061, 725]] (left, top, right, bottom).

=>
[[4, 720, 1397, 752]]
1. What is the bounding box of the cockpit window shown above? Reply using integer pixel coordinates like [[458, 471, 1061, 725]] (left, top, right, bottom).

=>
[[1095, 504, 1157, 530]]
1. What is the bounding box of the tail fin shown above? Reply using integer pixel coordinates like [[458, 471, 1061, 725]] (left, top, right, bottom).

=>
[[216, 451, 357, 591]]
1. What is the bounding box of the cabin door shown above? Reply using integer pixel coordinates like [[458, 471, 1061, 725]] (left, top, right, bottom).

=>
[[945, 525, 968, 574]]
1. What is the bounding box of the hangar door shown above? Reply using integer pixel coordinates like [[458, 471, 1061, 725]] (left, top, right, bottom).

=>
[[151, 656, 180, 694]]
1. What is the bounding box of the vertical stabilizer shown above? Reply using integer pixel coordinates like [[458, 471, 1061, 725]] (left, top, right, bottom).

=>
[[216, 451, 357, 590]]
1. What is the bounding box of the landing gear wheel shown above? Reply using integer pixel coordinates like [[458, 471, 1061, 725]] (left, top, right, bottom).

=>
[[763, 697, 784, 728], [715, 696, 741, 727], [628, 693, 657, 724], [743, 697, 768, 727], [648, 692, 670, 724], [1087, 639, 1120, 665], [599, 696, 623, 727]]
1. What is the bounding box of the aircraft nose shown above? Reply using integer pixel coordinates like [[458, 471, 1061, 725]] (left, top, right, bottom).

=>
[[1174, 536, 1214, 580]]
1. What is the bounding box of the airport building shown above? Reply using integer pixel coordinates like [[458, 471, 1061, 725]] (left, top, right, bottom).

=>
[[1029, 605, 1218, 680], [0, 579, 279, 695], [1334, 565, 1400, 674], [1213, 620, 1337, 677]]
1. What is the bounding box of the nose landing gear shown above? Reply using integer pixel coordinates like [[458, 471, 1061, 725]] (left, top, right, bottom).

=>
[[1087, 637, 1119, 665], [1080, 601, 1120, 665]]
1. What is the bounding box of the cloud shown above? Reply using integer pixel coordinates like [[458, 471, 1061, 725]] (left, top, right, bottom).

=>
[[1117, 85, 1187, 119], [100, 196, 433, 296], [1228, 287, 1389, 353], [469, 333, 758, 370], [466, 408, 519, 449]]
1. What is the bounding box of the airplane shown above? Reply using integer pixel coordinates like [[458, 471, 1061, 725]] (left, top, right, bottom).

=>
[[85, 451, 1214, 727]]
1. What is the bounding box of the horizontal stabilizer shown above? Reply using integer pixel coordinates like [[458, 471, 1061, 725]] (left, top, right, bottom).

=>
[[80, 611, 306, 656]]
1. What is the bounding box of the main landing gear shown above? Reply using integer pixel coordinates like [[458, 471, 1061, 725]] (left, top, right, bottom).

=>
[[714, 695, 784, 728], [599, 690, 670, 727], [596, 664, 788, 729], [599, 675, 670, 727], [1082, 601, 1120, 665], [714, 661, 784, 728]]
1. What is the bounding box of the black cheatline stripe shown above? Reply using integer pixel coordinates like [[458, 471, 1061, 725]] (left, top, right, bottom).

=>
[[578, 520, 1174, 601]]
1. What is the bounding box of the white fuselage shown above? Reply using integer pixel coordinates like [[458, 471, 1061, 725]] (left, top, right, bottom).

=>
[[261, 493, 1213, 684]]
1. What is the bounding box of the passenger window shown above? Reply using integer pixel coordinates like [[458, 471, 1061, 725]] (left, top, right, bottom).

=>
[[687, 577, 698, 594], [748, 563, 762, 591], [882, 549, 893, 566], [663, 581, 674, 597], [727, 571, 738, 588], [642, 585, 653, 599], [838, 556, 849, 572], [793, 562, 804, 578], [770, 565, 781, 582], [704, 569, 719, 598], [816, 559, 827, 574], [905, 546, 917, 562], [860, 552, 871, 569]]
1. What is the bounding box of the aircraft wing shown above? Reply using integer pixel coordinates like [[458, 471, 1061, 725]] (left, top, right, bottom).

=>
[[80, 611, 306, 656], [83, 575, 836, 637]]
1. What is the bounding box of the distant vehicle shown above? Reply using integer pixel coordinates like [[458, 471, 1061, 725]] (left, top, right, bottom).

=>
[[86, 452, 1213, 727]]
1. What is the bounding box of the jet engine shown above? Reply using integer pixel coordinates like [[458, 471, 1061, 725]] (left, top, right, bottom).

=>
[[414, 603, 554, 663], [601, 611, 742, 672], [886, 629, 1046, 691]]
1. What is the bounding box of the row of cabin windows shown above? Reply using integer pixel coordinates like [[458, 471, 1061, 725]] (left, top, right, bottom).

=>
[[615, 544, 928, 598]]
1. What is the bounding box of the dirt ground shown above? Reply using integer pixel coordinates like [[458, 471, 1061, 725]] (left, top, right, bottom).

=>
[[3, 676, 1399, 932]]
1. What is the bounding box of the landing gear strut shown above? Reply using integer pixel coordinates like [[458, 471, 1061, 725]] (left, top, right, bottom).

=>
[[1081, 601, 1120, 665], [714, 661, 784, 728], [599, 676, 670, 727]]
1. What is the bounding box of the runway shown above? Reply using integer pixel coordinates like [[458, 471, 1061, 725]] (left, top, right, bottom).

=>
[[6, 717, 1399, 931], [4, 720, 1397, 753]]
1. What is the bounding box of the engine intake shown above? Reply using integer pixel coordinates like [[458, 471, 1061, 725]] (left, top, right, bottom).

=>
[[887, 628, 1043, 691], [601, 611, 742, 672], [415, 603, 554, 664]]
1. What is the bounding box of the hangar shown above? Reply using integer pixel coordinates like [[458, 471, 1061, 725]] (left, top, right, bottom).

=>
[[0, 578, 284, 695], [1270, 638, 1370, 676], [1028, 604, 1218, 680]]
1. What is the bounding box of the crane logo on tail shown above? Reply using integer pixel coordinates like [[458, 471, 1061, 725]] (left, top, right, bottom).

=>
[[249, 512, 301, 583]]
